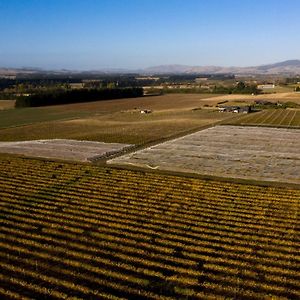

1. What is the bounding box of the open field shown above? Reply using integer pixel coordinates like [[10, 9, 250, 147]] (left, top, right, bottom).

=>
[[0, 94, 220, 129], [0, 105, 91, 129], [0, 154, 299, 299], [0, 95, 235, 145], [224, 109, 300, 128], [204, 92, 300, 105], [0, 139, 131, 162], [1, 93, 299, 145], [109, 125, 300, 185], [0, 100, 15, 110]]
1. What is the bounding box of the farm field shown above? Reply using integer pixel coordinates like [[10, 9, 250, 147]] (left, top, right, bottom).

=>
[[0, 154, 299, 299], [0, 139, 131, 162], [109, 125, 300, 185], [0, 95, 234, 145], [0, 100, 15, 110], [205, 91, 300, 105], [225, 109, 300, 128], [0, 94, 220, 129]]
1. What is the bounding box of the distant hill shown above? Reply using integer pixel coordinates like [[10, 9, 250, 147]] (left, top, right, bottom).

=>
[[1, 60, 300, 76], [142, 60, 300, 75]]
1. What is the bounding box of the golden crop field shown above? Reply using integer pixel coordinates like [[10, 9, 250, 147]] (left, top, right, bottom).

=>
[[225, 109, 300, 128], [0, 154, 299, 299]]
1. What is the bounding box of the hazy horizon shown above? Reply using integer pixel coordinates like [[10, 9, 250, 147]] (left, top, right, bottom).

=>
[[1, 0, 300, 70]]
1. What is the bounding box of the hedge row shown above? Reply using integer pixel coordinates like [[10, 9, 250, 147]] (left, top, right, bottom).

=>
[[15, 88, 144, 107]]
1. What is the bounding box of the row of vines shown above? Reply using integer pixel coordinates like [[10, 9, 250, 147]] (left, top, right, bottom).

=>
[[0, 154, 299, 299], [226, 109, 300, 128]]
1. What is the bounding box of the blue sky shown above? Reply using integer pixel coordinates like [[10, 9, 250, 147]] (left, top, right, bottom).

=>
[[0, 0, 299, 69]]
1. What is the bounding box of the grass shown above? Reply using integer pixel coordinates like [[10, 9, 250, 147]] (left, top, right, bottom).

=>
[[0, 109, 233, 144], [260, 85, 294, 94], [0, 94, 220, 129], [0, 105, 93, 129], [0, 94, 235, 145]]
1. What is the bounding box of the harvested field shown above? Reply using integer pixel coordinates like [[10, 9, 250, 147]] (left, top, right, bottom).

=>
[[0, 155, 299, 299], [0, 109, 233, 145], [0, 94, 220, 129], [109, 125, 300, 184], [0, 139, 131, 162]]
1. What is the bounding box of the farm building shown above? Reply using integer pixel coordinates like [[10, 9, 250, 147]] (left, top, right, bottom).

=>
[[140, 109, 152, 114], [218, 106, 251, 113]]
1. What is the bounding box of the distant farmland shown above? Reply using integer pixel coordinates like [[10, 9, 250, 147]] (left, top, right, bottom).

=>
[[225, 109, 300, 128], [0, 94, 234, 145], [0, 93, 299, 299], [0, 155, 299, 299]]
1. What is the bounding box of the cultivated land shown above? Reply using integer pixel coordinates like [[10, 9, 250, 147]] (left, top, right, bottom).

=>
[[204, 92, 300, 105], [0, 155, 299, 299], [0, 100, 15, 110], [0, 139, 131, 162], [0, 94, 234, 145], [109, 125, 300, 185], [225, 109, 300, 128], [0, 93, 299, 299]]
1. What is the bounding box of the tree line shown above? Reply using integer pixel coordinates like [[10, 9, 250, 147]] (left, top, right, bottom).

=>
[[15, 87, 144, 108]]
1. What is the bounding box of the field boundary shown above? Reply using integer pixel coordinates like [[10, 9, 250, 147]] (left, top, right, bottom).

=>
[[1, 152, 300, 190], [93, 113, 241, 163], [108, 125, 300, 186], [220, 123, 300, 129], [106, 160, 300, 190]]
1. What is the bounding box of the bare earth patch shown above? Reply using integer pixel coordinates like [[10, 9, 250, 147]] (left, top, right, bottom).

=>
[[109, 126, 300, 184], [0, 139, 132, 162]]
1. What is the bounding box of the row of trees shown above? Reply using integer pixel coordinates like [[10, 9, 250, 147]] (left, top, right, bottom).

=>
[[212, 81, 260, 94], [15, 88, 144, 107], [155, 81, 260, 95]]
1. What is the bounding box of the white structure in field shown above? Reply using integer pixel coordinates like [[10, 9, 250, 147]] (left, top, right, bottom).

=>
[[257, 84, 275, 89]]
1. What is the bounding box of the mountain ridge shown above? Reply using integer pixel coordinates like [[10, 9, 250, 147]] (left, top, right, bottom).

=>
[[143, 60, 300, 74], [1, 60, 300, 75]]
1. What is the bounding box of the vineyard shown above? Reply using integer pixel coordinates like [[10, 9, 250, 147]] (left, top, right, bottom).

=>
[[226, 109, 300, 128], [110, 125, 300, 185], [0, 154, 299, 299]]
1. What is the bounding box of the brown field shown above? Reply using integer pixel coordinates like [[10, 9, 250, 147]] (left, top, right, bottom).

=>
[[0, 100, 15, 110], [57, 93, 222, 112], [0, 94, 222, 130], [0, 94, 235, 145], [205, 92, 300, 105], [109, 125, 300, 185]]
